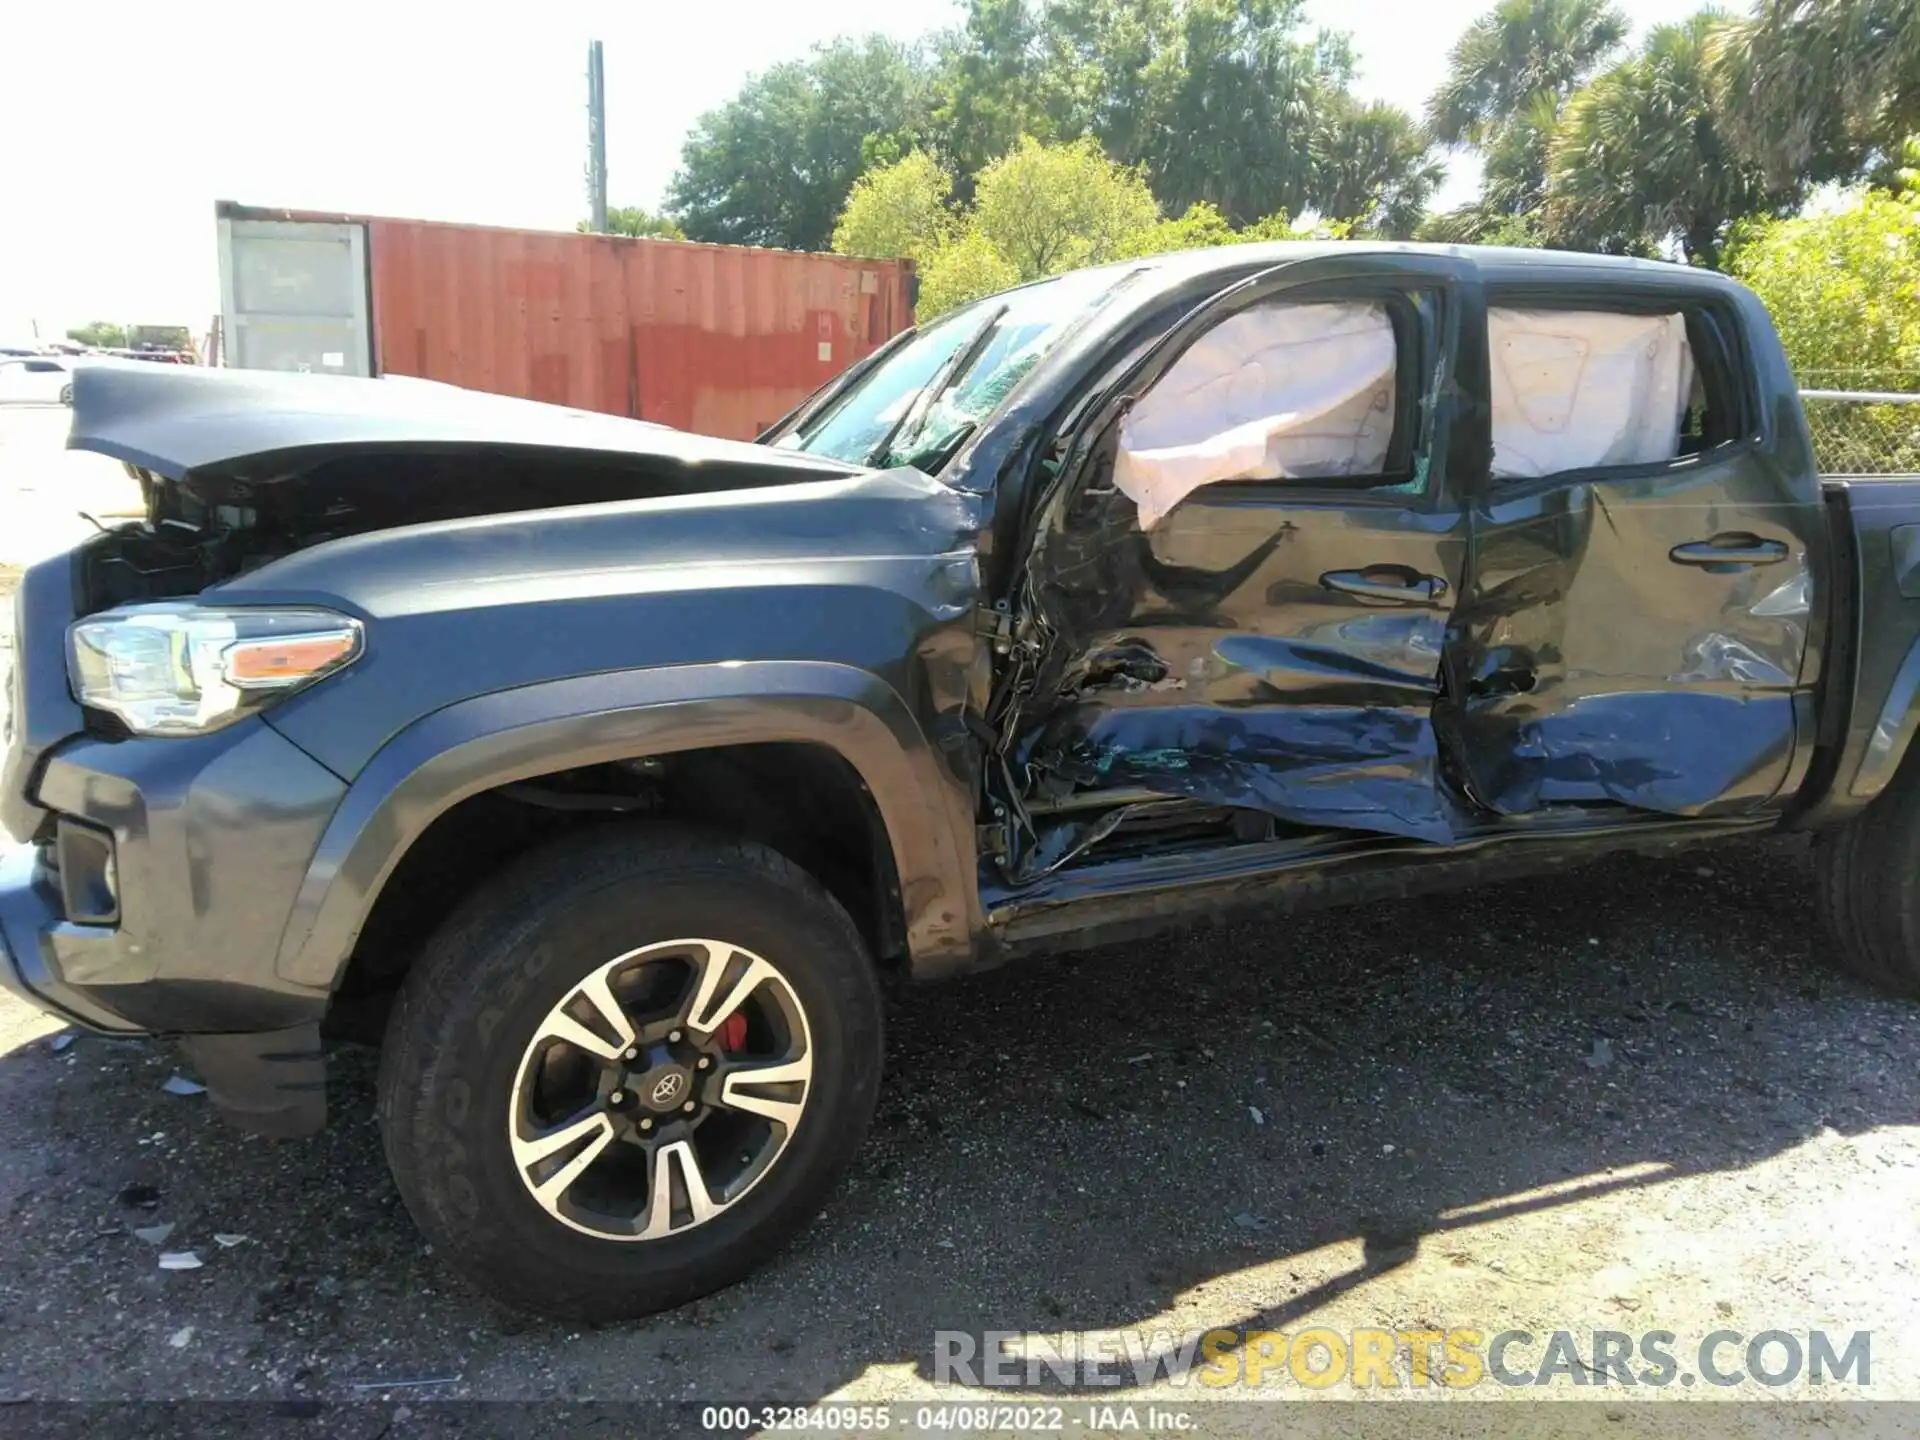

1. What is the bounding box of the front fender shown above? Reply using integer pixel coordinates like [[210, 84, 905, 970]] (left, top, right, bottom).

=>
[[271, 661, 983, 989]]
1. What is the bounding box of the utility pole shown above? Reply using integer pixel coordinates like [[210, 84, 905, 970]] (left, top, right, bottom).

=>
[[586, 40, 608, 234]]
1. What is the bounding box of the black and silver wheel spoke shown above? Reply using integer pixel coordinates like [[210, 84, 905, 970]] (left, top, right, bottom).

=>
[[529, 964, 638, 1059], [683, 942, 782, 1037], [642, 1140, 722, 1238], [718, 1056, 811, 1130], [512, 1108, 618, 1217]]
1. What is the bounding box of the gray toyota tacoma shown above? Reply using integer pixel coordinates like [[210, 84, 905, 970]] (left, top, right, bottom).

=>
[[5, 243, 1920, 1320]]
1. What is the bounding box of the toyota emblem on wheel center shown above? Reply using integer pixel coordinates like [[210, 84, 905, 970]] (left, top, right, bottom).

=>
[[650, 1072, 687, 1106]]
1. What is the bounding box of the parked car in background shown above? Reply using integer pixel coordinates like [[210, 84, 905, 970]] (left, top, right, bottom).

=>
[[101, 347, 193, 365], [6, 242, 1920, 1324], [0, 356, 77, 405]]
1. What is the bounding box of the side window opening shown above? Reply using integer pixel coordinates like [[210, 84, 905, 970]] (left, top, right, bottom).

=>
[[1487, 301, 1741, 482], [1111, 297, 1414, 527]]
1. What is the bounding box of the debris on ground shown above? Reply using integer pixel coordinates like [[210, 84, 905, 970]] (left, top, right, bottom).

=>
[[131, 1223, 175, 1245], [1584, 1038, 1615, 1070], [168, 1327, 193, 1349], [157, 1251, 202, 1271], [212, 1233, 247, 1248], [160, 1075, 206, 1097]]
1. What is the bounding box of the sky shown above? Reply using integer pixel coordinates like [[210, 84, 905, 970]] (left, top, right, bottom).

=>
[[2, 0, 1702, 343]]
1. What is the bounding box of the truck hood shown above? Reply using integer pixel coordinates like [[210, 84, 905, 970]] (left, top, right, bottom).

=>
[[64, 363, 890, 612], [68, 361, 856, 485]]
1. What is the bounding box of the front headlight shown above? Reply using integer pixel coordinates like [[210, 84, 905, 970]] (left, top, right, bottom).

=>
[[68, 605, 363, 736]]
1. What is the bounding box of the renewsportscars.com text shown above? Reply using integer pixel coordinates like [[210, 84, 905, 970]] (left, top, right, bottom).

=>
[[934, 1327, 1872, 1390]]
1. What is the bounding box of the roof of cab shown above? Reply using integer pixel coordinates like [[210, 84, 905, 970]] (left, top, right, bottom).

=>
[[1116, 239, 1746, 294]]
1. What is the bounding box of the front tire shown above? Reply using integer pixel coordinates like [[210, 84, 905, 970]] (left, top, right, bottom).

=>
[[1814, 760, 1920, 996], [378, 825, 885, 1320]]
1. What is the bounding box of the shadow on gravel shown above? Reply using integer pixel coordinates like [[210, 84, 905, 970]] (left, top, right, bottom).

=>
[[1, 833, 1913, 1401]]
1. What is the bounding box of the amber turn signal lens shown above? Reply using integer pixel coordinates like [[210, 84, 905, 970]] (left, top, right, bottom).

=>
[[224, 632, 359, 684], [70, 605, 364, 735]]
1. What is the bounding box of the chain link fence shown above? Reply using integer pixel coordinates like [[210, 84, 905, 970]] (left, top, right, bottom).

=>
[[1797, 369, 1920, 476]]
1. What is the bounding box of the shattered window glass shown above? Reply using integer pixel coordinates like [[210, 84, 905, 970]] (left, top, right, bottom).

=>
[[788, 267, 1138, 472], [884, 267, 1138, 471]]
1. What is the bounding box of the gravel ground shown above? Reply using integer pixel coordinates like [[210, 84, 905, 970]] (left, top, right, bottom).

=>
[[2, 405, 1918, 1431], [3, 825, 1917, 1417]]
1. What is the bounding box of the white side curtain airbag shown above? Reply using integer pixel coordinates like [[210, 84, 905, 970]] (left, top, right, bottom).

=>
[[1489, 308, 1694, 478], [1114, 302, 1396, 528]]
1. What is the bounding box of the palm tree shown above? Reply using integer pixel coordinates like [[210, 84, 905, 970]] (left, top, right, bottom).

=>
[[1428, 0, 1631, 148], [1425, 0, 1630, 234], [1712, 0, 1920, 187], [1547, 11, 1789, 266], [1312, 99, 1448, 238]]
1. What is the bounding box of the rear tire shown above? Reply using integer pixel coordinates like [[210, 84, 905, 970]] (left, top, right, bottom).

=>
[[377, 824, 885, 1320], [1813, 761, 1920, 996]]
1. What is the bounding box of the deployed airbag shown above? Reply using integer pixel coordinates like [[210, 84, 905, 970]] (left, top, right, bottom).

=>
[[1114, 302, 1397, 527], [1489, 309, 1694, 479]]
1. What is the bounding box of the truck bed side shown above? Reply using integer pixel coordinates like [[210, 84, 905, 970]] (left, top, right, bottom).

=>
[[1800, 475, 1920, 824]]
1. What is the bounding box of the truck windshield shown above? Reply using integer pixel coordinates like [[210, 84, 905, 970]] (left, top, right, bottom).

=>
[[780, 266, 1138, 471]]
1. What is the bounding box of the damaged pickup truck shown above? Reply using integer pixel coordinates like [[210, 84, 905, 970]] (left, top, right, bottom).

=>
[[5, 244, 1920, 1320]]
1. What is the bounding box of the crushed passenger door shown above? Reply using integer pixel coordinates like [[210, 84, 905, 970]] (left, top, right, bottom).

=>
[[1007, 253, 1488, 844], [1443, 289, 1822, 816]]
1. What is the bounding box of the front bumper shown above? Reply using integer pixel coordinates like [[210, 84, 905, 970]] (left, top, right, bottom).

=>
[[0, 725, 341, 1138], [4, 546, 341, 1135], [0, 851, 329, 1134], [0, 716, 345, 1035], [0, 842, 136, 1031]]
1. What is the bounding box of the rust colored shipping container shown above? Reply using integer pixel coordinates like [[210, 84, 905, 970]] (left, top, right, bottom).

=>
[[215, 204, 916, 441]]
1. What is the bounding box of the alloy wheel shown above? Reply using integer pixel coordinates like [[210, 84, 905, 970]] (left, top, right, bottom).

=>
[[506, 938, 813, 1241]]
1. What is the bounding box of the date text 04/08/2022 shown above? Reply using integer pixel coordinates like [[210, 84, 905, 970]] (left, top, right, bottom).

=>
[[697, 1403, 1197, 1432]]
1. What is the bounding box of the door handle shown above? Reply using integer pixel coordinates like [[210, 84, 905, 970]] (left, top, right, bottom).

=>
[[1670, 534, 1789, 567], [1320, 568, 1450, 605]]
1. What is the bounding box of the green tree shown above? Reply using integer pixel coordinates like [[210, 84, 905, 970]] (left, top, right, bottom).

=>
[[932, 0, 1058, 183], [1140, 0, 1352, 225], [1546, 12, 1784, 265], [579, 207, 686, 240], [1116, 199, 1240, 257], [665, 37, 936, 251], [932, 0, 1433, 230], [1727, 187, 1920, 382], [1730, 184, 1920, 470], [1427, 0, 1629, 147], [970, 135, 1160, 277], [831, 150, 956, 260], [917, 229, 1025, 316], [1032, 0, 1176, 171], [1426, 0, 1629, 233], [1313, 98, 1448, 238], [1712, 0, 1920, 188], [66, 321, 126, 348], [828, 136, 1360, 319]]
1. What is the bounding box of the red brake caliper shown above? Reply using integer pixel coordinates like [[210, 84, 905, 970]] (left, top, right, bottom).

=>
[[718, 1013, 749, 1052]]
